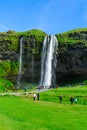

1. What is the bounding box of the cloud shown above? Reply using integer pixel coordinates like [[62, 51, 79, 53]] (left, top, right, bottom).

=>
[[36, 0, 55, 32], [36, 0, 86, 34], [82, 5, 87, 22], [42, 0, 54, 14], [0, 23, 9, 31]]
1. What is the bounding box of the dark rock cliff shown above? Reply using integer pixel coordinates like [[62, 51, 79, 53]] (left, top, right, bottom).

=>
[[56, 29, 87, 84]]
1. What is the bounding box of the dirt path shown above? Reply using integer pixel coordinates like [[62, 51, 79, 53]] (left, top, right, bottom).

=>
[[0, 88, 50, 96]]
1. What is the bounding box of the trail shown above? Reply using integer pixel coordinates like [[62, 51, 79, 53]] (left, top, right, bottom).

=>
[[0, 88, 50, 97]]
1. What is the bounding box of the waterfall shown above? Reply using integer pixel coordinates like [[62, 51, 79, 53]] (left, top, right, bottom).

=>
[[39, 35, 58, 88], [17, 37, 24, 88]]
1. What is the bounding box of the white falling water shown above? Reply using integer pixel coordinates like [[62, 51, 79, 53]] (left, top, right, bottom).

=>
[[40, 35, 58, 88], [17, 37, 24, 88]]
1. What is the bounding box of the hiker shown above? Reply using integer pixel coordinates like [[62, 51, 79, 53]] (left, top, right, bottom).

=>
[[24, 88, 27, 92], [56, 84, 58, 89], [33, 94, 37, 101], [59, 95, 63, 104], [70, 97, 74, 104], [37, 93, 40, 101]]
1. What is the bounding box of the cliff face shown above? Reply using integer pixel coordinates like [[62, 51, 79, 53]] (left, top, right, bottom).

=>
[[56, 29, 87, 83], [56, 46, 87, 83], [0, 29, 46, 85], [0, 28, 87, 85]]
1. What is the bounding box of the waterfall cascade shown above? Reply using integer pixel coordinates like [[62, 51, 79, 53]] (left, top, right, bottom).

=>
[[17, 36, 58, 89], [39, 35, 58, 88], [17, 37, 24, 88]]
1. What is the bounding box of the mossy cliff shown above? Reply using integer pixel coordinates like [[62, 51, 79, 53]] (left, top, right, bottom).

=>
[[0, 28, 87, 86], [0, 29, 46, 86], [56, 28, 87, 84]]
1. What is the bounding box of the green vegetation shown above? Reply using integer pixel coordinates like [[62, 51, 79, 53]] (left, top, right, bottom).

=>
[[0, 60, 11, 77], [0, 29, 47, 84], [65, 28, 87, 33], [20, 29, 47, 54], [0, 29, 47, 52], [20, 29, 47, 37], [0, 60, 19, 77], [0, 28, 87, 53], [0, 31, 19, 51], [40, 85, 87, 105], [0, 90, 87, 130], [83, 80, 87, 85], [10, 61, 19, 75], [0, 78, 14, 91], [56, 28, 87, 47]]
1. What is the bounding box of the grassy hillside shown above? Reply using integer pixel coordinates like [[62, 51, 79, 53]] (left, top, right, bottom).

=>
[[64, 28, 87, 33], [56, 28, 87, 46], [40, 85, 87, 105], [0, 96, 87, 130], [0, 78, 14, 91], [0, 86, 87, 129]]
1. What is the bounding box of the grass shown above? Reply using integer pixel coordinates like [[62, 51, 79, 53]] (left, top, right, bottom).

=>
[[0, 85, 87, 130], [64, 28, 87, 33], [40, 85, 87, 105]]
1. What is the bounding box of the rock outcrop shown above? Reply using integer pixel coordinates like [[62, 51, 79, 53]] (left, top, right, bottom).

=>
[[56, 29, 87, 84]]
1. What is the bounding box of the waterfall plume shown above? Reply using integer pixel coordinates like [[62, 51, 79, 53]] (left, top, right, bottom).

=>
[[39, 35, 58, 88], [17, 37, 24, 88]]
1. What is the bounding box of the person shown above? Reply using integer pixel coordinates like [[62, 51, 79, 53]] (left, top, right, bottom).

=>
[[33, 93, 37, 101], [74, 97, 77, 104], [56, 84, 58, 89], [24, 88, 27, 92], [70, 97, 74, 104], [38, 86, 41, 91], [37, 93, 40, 101], [59, 95, 63, 104]]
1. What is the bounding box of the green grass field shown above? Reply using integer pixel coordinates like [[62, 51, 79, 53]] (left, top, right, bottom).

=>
[[40, 85, 87, 105], [0, 85, 87, 130]]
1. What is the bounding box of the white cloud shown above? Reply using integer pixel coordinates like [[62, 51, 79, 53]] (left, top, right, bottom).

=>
[[42, 0, 54, 14], [82, 6, 87, 22], [35, 0, 56, 34], [0, 23, 9, 31]]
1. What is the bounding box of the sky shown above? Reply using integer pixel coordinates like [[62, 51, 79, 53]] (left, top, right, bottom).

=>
[[0, 0, 87, 34]]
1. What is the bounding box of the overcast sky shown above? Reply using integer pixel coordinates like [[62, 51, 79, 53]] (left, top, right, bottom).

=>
[[0, 0, 87, 34]]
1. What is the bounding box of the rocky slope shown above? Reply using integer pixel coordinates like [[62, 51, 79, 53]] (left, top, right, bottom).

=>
[[0, 28, 87, 86]]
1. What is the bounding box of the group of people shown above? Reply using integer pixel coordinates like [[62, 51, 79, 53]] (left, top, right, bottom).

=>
[[59, 95, 78, 104], [33, 93, 78, 105], [70, 96, 78, 104]]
